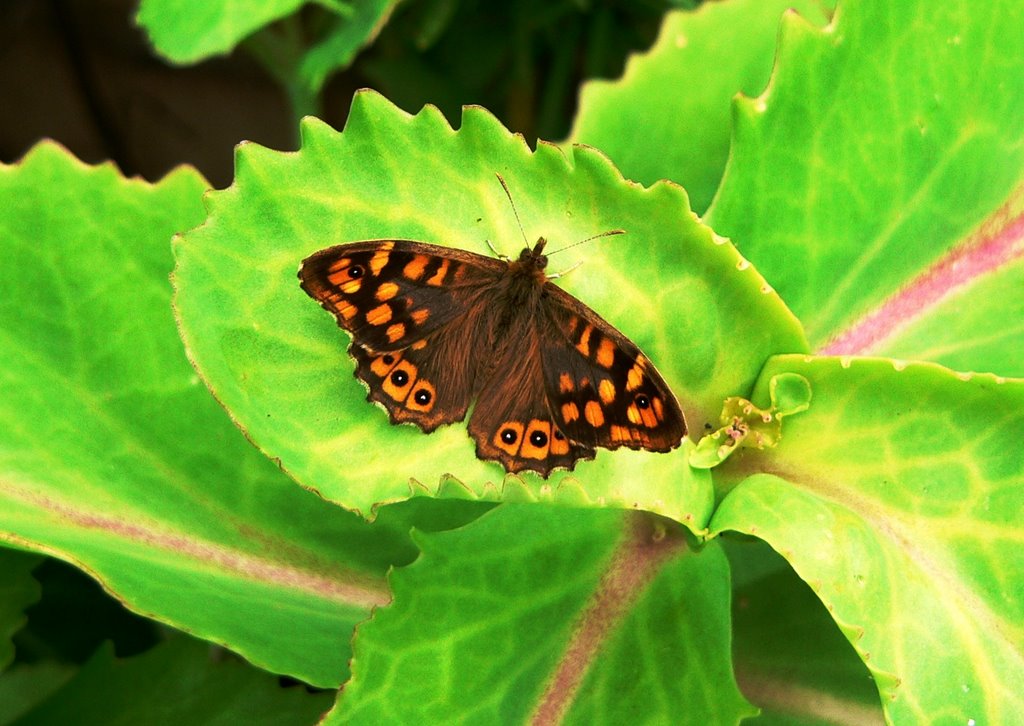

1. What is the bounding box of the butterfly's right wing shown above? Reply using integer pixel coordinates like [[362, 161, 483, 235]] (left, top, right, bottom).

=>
[[538, 284, 687, 453]]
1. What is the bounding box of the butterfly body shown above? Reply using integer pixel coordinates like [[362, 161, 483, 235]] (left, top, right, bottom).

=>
[[299, 238, 686, 476]]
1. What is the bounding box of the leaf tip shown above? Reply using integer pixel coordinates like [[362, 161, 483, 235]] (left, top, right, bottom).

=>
[[501, 474, 538, 503], [459, 104, 530, 158], [346, 88, 418, 135], [436, 473, 477, 501]]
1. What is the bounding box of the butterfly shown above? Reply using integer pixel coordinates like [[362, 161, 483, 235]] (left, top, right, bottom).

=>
[[298, 203, 686, 477]]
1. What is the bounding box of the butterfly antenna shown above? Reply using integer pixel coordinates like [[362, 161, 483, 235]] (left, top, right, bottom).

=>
[[496, 173, 530, 247], [547, 228, 626, 256]]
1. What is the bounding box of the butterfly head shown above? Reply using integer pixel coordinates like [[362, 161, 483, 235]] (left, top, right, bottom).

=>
[[516, 238, 549, 273]]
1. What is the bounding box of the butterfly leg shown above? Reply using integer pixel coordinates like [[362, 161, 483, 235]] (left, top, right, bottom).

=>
[[546, 259, 584, 280], [485, 239, 510, 261]]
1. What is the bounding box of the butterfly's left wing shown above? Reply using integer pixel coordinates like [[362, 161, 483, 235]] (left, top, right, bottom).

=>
[[300, 240, 503, 433], [299, 240, 503, 353], [538, 283, 687, 453]]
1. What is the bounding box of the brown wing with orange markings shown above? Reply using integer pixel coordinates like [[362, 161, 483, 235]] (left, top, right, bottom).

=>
[[301, 240, 501, 432], [538, 283, 686, 452], [349, 313, 488, 432], [468, 343, 595, 476], [300, 237, 684, 477], [299, 240, 502, 354]]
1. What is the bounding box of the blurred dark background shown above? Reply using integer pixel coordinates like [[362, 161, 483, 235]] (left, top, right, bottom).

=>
[[0, 0, 693, 188]]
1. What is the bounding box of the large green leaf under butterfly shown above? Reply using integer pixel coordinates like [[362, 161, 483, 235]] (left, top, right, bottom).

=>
[[172, 90, 807, 518]]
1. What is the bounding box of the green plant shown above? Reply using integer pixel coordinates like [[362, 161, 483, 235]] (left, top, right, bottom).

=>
[[2, 0, 1021, 723]]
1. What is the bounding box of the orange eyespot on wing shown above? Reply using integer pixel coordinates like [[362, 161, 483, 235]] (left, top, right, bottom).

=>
[[351, 335, 473, 433], [478, 416, 592, 474], [468, 348, 595, 476]]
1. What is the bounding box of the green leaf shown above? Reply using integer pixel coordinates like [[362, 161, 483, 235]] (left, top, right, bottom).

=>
[[868, 196, 1024, 377], [138, 0, 396, 122], [332, 505, 754, 724], [173, 90, 807, 519], [0, 549, 41, 671], [768, 372, 812, 417], [0, 662, 76, 725], [137, 0, 312, 63], [706, 0, 1024, 372], [9, 637, 332, 725], [0, 142, 411, 687], [569, 0, 831, 214], [725, 538, 884, 725], [710, 355, 1024, 723], [298, 0, 399, 94], [690, 372, 811, 469], [139, 0, 360, 63]]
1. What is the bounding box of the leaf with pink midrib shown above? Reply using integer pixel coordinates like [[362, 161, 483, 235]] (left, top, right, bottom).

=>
[[330, 505, 754, 725], [705, 0, 1024, 377], [824, 185, 1024, 374]]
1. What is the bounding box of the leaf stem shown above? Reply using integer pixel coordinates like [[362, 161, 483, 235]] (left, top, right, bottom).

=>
[[243, 16, 323, 143]]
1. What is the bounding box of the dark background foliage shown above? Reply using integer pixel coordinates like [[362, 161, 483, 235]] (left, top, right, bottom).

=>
[[0, 0, 692, 188]]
